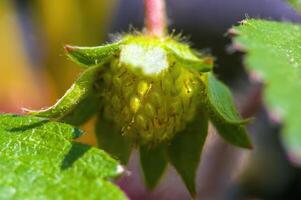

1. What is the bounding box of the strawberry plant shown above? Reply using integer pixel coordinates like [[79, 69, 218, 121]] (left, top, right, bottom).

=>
[[2, 0, 301, 199]]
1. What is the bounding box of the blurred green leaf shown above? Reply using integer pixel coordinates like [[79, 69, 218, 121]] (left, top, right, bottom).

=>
[[167, 110, 208, 197], [0, 114, 127, 199], [206, 73, 252, 148], [28, 66, 101, 121], [288, 0, 301, 12], [96, 115, 132, 165], [140, 144, 167, 189], [65, 42, 121, 67], [232, 19, 301, 161]]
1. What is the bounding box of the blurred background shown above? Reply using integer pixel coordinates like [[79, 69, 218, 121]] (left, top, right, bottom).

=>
[[1, 0, 301, 199]]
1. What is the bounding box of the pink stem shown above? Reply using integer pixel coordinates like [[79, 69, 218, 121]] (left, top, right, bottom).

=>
[[144, 0, 167, 37]]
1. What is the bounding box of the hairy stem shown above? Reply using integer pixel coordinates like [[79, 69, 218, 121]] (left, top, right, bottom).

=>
[[144, 0, 167, 37]]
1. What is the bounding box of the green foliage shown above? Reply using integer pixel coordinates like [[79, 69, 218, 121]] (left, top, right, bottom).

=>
[[163, 38, 213, 72], [167, 110, 208, 197], [62, 92, 99, 126], [232, 19, 301, 161], [28, 66, 101, 123], [205, 73, 252, 148], [65, 42, 121, 67], [288, 0, 301, 12], [140, 144, 168, 189], [95, 115, 132, 165], [0, 114, 127, 199]]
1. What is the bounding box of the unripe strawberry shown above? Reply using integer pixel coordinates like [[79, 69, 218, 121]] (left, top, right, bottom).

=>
[[27, 32, 251, 196], [98, 35, 210, 145]]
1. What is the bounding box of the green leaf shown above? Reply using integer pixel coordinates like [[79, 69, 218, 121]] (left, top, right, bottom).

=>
[[65, 42, 121, 67], [0, 114, 127, 200], [139, 144, 167, 189], [95, 115, 132, 165], [167, 110, 208, 197], [205, 73, 252, 148], [27, 66, 101, 122], [288, 0, 301, 12], [164, 39, 213, 72], [232, 19, 301, 160]]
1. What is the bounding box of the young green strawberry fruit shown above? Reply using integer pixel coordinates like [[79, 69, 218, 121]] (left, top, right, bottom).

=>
[[27, 34, 251, 196], [99, 35, 211, 145]]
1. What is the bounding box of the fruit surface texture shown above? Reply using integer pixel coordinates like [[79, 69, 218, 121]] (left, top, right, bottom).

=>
[[99, 35, 206, 144]]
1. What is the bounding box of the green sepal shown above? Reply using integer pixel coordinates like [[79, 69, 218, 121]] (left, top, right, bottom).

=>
[[164, 39, 213, 72], [61, 92, 99, 126], [122, 34, 213, 73], [0, 114, 126, 199], [27, 66, 102, 122], [139, 144, 168, 189], [205, 73, 252, 148], [95, 115, 132, 165], [167, 110, 208, 197], [65, 41, 121, 67]]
